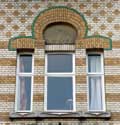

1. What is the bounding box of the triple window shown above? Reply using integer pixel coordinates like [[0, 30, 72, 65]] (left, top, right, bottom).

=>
[[15, 52, 105, 112]]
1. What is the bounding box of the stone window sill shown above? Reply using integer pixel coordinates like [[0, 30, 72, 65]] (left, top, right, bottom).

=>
[[9, 111, 111, 120]]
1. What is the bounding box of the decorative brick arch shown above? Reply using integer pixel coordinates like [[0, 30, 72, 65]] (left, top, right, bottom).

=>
[[8, 6, 112, 51], [33, 7, 87, 42]]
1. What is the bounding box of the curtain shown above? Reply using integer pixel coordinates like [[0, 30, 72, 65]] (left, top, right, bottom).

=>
[[88, 54, 103, 111], [20, 57, 25, 72], [17, 55, 32, 111], [19, 77, 27, 110], [89, 76, 103, 111], [18, 57, 27, 111], [88, 55, 101, 72]]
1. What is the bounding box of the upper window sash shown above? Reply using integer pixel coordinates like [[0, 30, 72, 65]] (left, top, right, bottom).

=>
[[87, 53, 104, 74], [45, 53, 75, 74], [17, 53, 34, 74]]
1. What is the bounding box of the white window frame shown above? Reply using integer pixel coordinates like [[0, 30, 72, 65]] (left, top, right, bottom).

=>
[[86, 52, 105, 112], [15, 53, 34, 112], [45, 53, 76, 112]]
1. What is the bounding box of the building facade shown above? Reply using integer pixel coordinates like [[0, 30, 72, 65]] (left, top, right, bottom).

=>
[[0, 0, 120, 125]]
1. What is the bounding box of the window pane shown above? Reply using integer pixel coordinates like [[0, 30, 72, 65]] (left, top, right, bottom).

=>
[[47, 77, 73, 110], [19, 55, 32, 73], [47, 54, 72, 72], [17, 76, 31, 111], [89, 76, 103, 111], [88, 54, 101, 72]]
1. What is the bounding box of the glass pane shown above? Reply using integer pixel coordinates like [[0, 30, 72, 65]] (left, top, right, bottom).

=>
[[47, 54, 73, 72], [89, 76, 103, 111], [47, 77, 73, 110], [17, 76, 31, 111], [19, 55, 32, 73], [43, 23, 77, 45], [88, 54, 101, 72]]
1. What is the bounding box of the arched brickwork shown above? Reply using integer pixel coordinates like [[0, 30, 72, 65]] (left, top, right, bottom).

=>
[[33, 7, 87, 43], [8, 6, 112, 51]]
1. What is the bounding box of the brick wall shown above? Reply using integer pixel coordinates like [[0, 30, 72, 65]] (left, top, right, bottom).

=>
[[0, 0, 120, 125]]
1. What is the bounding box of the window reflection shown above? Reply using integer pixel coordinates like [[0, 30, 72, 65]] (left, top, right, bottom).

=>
[[48, 54, 72, 72], [47, 77, 73, 110]]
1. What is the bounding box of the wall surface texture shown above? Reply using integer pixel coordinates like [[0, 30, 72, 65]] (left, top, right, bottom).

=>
[[0, 0, 120, 125]]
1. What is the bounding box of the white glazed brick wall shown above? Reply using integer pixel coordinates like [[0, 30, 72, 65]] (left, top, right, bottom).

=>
[[45, 45, 75, 51], [0, 84, 15, 94], [104, 49, 120, 58], [0, 102, 14, 112], [105, 66, 120, 75], [33, 102, 44, 112], [106, 84, 120, 93], [76, 102, 87, 111], [33, 83, 44, 94], [0, 49, 16, 58], [107, 102, 120, 112], [0, 102, 44, 113], [34, 49, 45, 59], [34, 66, 45, 75], [0, 66, 16, 76], [75, 49, 86, 58], [76, 84, 87, 93], [76, 66, 86, 75]]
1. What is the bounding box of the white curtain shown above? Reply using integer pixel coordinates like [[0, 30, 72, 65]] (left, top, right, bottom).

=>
[[88, 55, 103, 111], [88, 55, 101, 72], [18, 57, 27, 111], [89, 77, 103, 111]]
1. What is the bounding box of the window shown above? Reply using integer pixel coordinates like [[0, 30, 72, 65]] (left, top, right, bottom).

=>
[[87, 52, 105, 112], [45, 53, 75, 112], [15, 53, 33, 112]]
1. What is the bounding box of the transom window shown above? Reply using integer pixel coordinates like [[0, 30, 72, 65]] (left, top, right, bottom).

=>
[[45, 53, 75, 112], [43, 23, 77, 45], [87, 52, 105, 112], [15, 53, 33, 112]]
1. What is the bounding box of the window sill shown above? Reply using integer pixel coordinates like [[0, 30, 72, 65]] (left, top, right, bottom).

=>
[[9, 111, 111, 120], [82, 111, 111, 118]]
